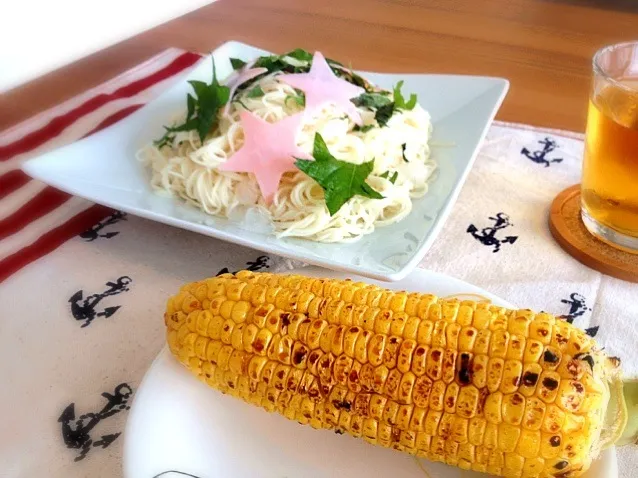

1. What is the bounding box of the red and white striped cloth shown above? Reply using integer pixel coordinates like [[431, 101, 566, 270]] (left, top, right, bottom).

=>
[[0, 48, 203, 283]]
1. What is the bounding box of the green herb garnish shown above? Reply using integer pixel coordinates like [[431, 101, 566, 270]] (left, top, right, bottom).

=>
[[295, 133, 383, 215], [353, 124, 375, 133], [230, 58, 247, 70], [283, 48, 313, 62], [401, 143, 409, 162], [375, 102, 395, 127], [380, 170, 399, 184], [155, 59, 230, 147], [285, 90, 306, 107], [246, 86, 265, 98], [351, 93, 392, 109], [393, 80, 417, 110]]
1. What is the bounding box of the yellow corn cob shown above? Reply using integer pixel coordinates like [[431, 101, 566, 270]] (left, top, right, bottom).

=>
[[165, 270, 621, 478]]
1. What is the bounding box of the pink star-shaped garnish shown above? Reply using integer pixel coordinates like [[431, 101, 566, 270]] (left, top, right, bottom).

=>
[[218, 111, 310, 203], [278, 52, 365, 124], [222, 63, 268, 116]]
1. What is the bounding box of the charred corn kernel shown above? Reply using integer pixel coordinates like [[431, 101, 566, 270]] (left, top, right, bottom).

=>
[[451, 415, 469, 443], [360, 306, 378, 330], [403, 316, 420, 341], [446, 323, 461, 351], [429, 380, 446, 411], [507, 335, 526, 361], [537, 371, 561, 403], [459, 327, 478, 352], [398, 372, 416, 405], [411, 344, 428, 376], [444, 382, 460, 413], [487, 358, 505, 392], [457, 303, 474, 327], [501, 360, 523, 394], [474, 329, 491, 355], [558, 355, 586, 380], [339, 303, 354, 326], [556, 380, 585, 413], [167, 271, 617, 478], [383, 336, 402, 368], [523, 456, 545, 476], [457, 385, 479, 419], [306, 319, 327, 350], [490, 312, 508, 331], [529, 313, 554, 344], [384, 368, 402, 400], [502, 393, 525, 426], [473, 446, 489, 473], [194, 336, 209, 360], [469, 417, 486, 446], [510, 310, 533, 335], [523, 339, 544, 363], [375, 310, 393, 335], [426, 348, 444, 380], [491, 329, 509, 359], [333, 355, 353, 386], [458, 443, 474, 470], [417, 319, 434, 345], [432, 320, 447, 348], [428, 303, 442, 322], [472, 354, 489, 389], [441, 349, 458, 384], [504, 453, 525, 476], [540, 432, 561, 459], [540, 345, 561, 371], [397, 339, 416, 373], [568, 329, 592, 357], [551, 320, 572, 352], [410, 406, 427, 431], [520, 363, 542, 397], [522, 396, 546, 431], [484, 422, 499, 450], [444, 438, 460, 465], [485, 392, 503, 424], [498, 423, 521, 452], [390, 312, 408, 337], [487, 449, 505, 475]]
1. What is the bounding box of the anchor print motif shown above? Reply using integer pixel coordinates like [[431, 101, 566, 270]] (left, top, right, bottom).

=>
[[58, 383, 133, 462], [79, 211, 127, 241], [69, 276, 132, 327], [558, 292, 598, 337], [467, 213, 518, 253], [216, 255, 271, 276], [559, 293, 591, 323], [521, 137, 563, 167]]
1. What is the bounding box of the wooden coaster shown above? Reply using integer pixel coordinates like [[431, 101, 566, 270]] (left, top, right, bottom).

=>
[[549, 184, 638, 283]]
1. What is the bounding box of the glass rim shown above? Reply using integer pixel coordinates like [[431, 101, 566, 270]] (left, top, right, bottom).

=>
[[592, 41, 638, 94]]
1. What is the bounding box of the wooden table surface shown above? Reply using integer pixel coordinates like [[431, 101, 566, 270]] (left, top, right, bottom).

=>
[[2, 0, 638, 133]]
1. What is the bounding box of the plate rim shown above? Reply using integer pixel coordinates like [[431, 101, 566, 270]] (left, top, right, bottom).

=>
[[21, 40, 509, 282]]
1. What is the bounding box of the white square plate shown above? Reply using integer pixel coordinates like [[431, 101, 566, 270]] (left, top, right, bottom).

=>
[[22, 41, 508, 281]]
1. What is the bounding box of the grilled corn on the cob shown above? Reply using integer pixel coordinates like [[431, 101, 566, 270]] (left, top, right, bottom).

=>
[[165, 271, 622, 478]]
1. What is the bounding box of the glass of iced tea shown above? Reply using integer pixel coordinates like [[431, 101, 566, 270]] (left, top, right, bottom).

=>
[[581, 41, 638, 252]]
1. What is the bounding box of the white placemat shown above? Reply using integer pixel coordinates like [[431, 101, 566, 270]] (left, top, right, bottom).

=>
[[1, 52, 636, 477]]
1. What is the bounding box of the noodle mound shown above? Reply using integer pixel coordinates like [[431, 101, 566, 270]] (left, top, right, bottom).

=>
[[137, 71, 435, 243]]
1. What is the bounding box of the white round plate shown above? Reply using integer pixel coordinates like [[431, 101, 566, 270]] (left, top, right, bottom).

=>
[[123, 267, 617, 478]]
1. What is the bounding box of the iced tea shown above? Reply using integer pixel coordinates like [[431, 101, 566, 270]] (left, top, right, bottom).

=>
[[580, 42, 638, 251]]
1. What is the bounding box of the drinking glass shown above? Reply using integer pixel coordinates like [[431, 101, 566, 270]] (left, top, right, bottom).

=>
[[581, 41, 638, 252]]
